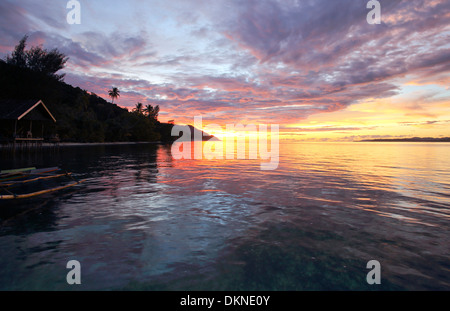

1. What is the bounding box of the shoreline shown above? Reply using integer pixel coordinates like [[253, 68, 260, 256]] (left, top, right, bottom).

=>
[[2, 139, 449, 149], [0, 141, 170, 149], [57, 141, 164, 147]]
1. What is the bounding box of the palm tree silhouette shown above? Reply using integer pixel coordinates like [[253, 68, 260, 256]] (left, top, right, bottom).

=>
[[108, 87, 120, 104], [144, 104, 160, 120], [144, 104, 152, 116], [134, 102, 144, 114]]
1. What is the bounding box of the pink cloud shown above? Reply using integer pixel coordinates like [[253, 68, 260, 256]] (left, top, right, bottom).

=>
[[2, 0, 448, 127]]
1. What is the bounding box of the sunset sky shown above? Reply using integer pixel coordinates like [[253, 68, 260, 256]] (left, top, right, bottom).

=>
[[1, 0, 449, 141]]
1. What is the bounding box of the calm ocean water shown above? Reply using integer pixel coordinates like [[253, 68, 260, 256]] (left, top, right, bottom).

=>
[[0, 142, 449, 290]]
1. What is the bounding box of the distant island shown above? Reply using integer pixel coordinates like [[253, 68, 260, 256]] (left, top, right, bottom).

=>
[[171, 125, 219, 142], [359, 137, 450, 142]]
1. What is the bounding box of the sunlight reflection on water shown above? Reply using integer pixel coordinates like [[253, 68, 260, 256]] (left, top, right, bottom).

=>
[[0, 142, 449, 290]]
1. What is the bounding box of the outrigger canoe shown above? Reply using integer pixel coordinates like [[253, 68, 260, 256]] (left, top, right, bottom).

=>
[[0, 167, 84, 200]]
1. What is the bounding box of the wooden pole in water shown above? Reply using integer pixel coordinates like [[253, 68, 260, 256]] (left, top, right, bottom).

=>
[[13, 120, 17, 153]]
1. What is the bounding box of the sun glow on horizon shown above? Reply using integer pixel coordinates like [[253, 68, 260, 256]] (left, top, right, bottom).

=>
[[3, 0, 446, 142]]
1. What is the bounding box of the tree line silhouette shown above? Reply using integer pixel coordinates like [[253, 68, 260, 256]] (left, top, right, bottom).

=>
[[0, 36, 174, 143]]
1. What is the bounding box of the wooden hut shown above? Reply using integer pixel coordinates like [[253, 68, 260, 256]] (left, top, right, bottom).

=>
[[0, 99, 57, 149]]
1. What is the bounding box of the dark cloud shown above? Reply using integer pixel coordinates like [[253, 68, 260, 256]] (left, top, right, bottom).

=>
[[0, 0, 68, 48], [0, 1, 34, 48], [1, 0, 448, 125], [221, 0, 449, 92], [399, 120, 450, 126]]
